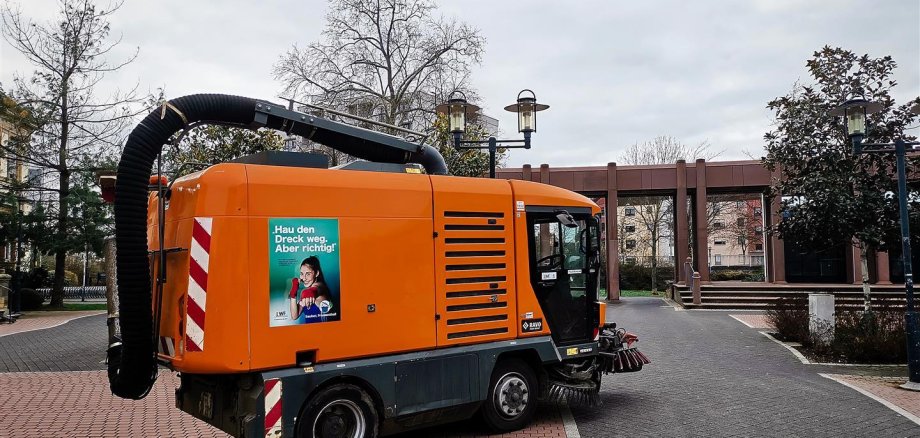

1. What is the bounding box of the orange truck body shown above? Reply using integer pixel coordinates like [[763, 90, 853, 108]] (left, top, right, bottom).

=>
[[150, 163, 600, 375]]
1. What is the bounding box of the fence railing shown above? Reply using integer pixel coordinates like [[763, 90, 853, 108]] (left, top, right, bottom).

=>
[[619, 255, 676, 267], [38, 286, 107, 301], [709, 254, 765, 267]]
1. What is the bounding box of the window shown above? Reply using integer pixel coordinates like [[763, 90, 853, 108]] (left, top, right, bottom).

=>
[[755, 226, 763, 232], [625, 239, 636, 250], [754, 207, 762, 214], [736, 201, 744, 207], [625, 256, 637, 265], [752, 255, 764, 266], [625, 207, 636, 217], [714, 240, 727, 245], [624, 224, 635, 233], [738, 236, 746, 245], [755, 243, 764, 251], [714, 255, 722, 265], [736, 218, 745, 226], [713, 221, 724, 230]]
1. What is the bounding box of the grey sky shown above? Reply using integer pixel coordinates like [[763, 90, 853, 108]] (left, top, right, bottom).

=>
[[2, 0, 918, 168]]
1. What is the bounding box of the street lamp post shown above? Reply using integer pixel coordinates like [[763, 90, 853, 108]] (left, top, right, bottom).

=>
[[436, 90, 549, 178], [831, 98, 920, 390]]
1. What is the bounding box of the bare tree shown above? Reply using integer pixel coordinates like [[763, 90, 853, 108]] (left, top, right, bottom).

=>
[[619, 136, 720, 290], [1, 0, 145, 307], [273, 0, 485, 165]]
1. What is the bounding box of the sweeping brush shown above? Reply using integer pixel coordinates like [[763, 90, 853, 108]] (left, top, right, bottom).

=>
[[547, 380, 601, 406]]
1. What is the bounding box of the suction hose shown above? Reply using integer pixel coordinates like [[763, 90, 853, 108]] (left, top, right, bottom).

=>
[[110, 94, 447, 399]]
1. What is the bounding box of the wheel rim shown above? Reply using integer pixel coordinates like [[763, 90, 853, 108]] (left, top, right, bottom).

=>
[[312, 399, 366, 438], [494, 372, 529, 419]]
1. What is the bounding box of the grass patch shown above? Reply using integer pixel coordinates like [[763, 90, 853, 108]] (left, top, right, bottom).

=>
[[40, 303, 107, 311], [601, 289, 659, 298]]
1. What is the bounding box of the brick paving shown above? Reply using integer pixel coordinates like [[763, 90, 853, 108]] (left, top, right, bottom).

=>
[[824, 374, 920, 424], [0, 311, 104, 338], [0, 313, 107, 372], [570, 297, 920, 437], [0, 370, 227, 438], [3, 297, 920, 436], [729, 313, 774, 329]]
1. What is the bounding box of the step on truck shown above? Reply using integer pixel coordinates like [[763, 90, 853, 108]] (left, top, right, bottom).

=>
[[106, 94, 649, 438]]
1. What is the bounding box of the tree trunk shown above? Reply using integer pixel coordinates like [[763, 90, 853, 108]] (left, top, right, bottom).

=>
[[50, 85, 69, 308], [859, 245, 871, 313], [50, 170, 70, 308]]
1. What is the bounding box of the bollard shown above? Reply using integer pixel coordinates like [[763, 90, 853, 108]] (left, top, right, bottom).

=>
[[808, 293, 835, 345], [692, 272, 702, 305], [104, 236, 120, 343]]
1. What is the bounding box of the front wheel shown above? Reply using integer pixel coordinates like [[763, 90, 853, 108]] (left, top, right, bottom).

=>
[[296, 383, 378, 438], [479, 358, 538, 432]]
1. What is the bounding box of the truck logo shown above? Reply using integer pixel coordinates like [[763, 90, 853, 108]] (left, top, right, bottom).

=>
[[521, 318, 543, 333]]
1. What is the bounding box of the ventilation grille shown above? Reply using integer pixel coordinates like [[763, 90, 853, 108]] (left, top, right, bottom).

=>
[[441, 211, 512, 341]]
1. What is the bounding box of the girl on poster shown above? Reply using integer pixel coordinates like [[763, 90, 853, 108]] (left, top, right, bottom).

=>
[[288, 256, 334, 324]]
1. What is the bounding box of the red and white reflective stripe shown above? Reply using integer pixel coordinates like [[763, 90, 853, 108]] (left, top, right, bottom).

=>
[[185, 217, 212, 352], [157, 336, 175, 356], [264, 378, 283, 437]]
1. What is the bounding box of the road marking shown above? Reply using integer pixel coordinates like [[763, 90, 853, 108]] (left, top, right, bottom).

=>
[[560, 402, 580, 438], [819, 373, 920, 427], [759, 331, 906, 367]]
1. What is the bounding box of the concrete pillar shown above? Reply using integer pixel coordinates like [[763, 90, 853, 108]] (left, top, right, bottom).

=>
[[675, 160, 689, 283], [769, 166, 786, 283], [876, 250, 892, 285], [808, 293, 835, 345], [522, 164, 532, 182], [606, 162, 620, 301], [694, 159, 710, 282]]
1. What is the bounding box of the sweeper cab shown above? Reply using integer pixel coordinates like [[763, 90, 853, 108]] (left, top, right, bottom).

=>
[[106, 94, 649, 438]]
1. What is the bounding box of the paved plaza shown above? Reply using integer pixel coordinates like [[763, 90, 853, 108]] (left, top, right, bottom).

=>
[[0, 298, 917, 437]]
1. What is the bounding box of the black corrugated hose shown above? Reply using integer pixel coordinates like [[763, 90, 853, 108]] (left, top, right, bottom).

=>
[[110, 94, 447, 400], [110, 94, 257, 399]]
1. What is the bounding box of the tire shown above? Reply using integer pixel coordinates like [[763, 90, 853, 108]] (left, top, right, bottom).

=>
[[479, 358, 538, 432], [296, 383, 379, 438]]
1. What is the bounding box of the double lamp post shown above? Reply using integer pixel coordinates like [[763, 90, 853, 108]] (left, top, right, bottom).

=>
[[831, 98, 920, 390], [436, 90, 548, 178]]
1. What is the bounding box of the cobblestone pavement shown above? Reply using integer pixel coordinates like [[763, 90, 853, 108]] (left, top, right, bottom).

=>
[[0, 311, 104, 338], [569, 298, 919, 437], [0, 313, 107, 372], [0, 370, 226, 438], [821, 374, 920, 424], [3, 299, 920, 437]]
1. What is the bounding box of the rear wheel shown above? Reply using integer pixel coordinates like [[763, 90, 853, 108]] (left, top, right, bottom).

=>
[[296, 383, 378, 438], [479, 358, 538, 432]]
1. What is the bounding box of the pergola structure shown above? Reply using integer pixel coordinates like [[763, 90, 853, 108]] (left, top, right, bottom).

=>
[[497, 159, 895, 300]]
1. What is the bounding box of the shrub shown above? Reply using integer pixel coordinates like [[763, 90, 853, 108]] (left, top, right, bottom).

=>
[[619, 263, 674, 291], [833, 310, 906, 363], [20, 288, 45, 310], [64, 270, 79, 287], [765, 296, 809, 342], [25, 267, 52, 289]]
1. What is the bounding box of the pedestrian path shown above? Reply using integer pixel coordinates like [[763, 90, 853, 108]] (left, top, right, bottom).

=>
[[0, 311, 104, 338], [727, 308, 919, 430], [0, 370, 227, 438]]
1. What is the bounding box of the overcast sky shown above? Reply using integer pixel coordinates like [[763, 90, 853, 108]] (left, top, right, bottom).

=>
[[1, 0, 918, 168]]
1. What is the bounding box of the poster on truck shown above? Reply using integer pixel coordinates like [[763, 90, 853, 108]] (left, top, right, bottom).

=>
[[268, 218, 342, 327]]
